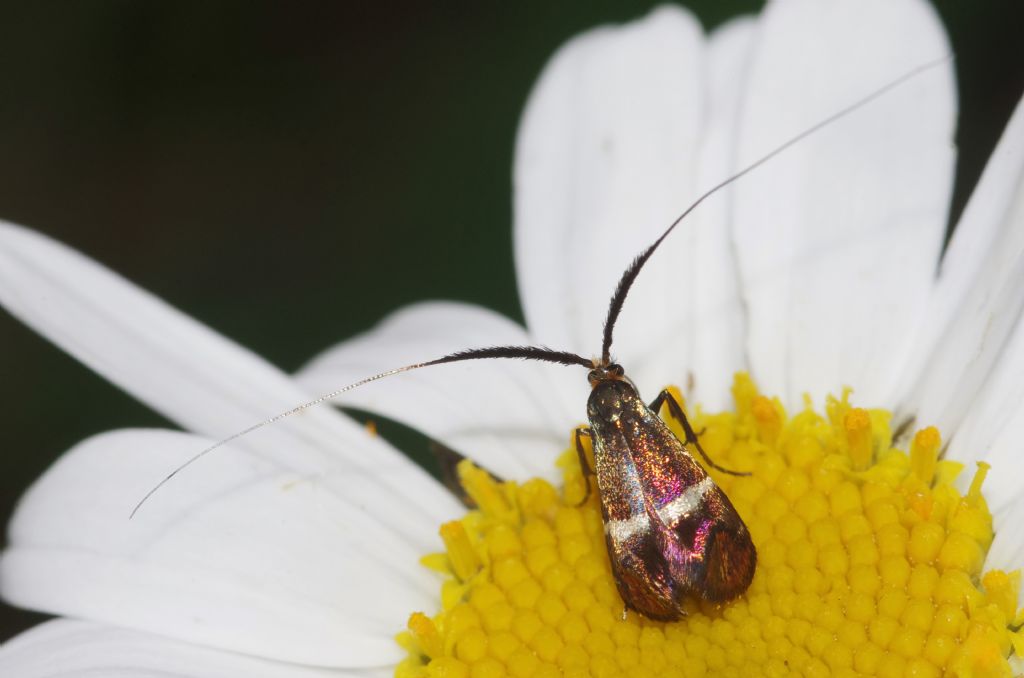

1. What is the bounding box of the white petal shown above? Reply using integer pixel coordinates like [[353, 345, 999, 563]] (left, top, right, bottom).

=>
[[0, 619, 385, 678], [0, 221, 460, 534], [937, 205, 1024, 510], [514, 6, 709, 398], [986, 498, 1024, 576], [2, 430, 444, 667], [897, 93, 1024, 442], [681, 16, 757, 411], [944, 274, 1024, 513], [296, 301, 583, 483], [730, 0, 956, 409], [0, 221, 303, 443]]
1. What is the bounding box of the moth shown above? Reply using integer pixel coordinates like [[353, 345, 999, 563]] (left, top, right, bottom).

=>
[[133, 59, 948, 620], [581, 365, 754, 618]]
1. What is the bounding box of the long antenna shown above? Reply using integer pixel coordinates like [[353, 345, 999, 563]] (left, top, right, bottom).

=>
[[130, 345, 590, 518], [133, 55, 951, 518], [599, 54, 953, 364]]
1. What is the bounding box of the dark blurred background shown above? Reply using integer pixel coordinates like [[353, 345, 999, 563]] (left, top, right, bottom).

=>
[[1, 1, 1022, 642]]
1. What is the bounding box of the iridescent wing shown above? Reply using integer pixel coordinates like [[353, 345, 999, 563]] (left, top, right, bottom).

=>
[[589, 380, 755, 618]]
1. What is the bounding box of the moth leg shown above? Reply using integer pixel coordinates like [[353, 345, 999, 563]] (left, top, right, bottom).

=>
[[574, 426, 595, 506], [650, 389, 750, 477]]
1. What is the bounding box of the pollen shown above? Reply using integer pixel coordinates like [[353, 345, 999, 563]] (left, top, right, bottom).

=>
[[395, 374, 1022, 677]]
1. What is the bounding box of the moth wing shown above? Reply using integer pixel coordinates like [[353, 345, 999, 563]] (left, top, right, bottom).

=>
[[595, 431, 687, 620], [590, 385, 755, 616], [630, 417, 756, 602], [603, 502, 684, 621], [678, 481, 756, 602]]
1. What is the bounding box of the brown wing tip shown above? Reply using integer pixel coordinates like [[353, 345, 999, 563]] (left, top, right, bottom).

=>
[[701, 527, 757, 602]]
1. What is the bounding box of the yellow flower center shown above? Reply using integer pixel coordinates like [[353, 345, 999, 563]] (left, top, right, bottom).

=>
[[396, 374, 1023, 678]]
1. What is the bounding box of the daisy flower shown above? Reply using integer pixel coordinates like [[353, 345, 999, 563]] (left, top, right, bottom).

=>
[[3, 0, 1024, 676]]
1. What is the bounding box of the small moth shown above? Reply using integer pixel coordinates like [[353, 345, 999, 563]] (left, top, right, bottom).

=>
[[133, 58, 948, 619], [582, 365, 754, 618]]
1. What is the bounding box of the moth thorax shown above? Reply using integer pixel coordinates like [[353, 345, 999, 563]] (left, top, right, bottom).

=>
[[587, 377, 639, 422]]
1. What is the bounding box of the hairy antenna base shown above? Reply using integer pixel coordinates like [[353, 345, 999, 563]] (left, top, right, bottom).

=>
[[396, 374, 1022, 678]]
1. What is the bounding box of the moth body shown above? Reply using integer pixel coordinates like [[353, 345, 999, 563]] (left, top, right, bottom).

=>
[[584, 368, 756, 620]]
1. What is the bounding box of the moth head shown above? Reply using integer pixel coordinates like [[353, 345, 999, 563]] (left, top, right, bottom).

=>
[[587, 361, 625, 387]]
